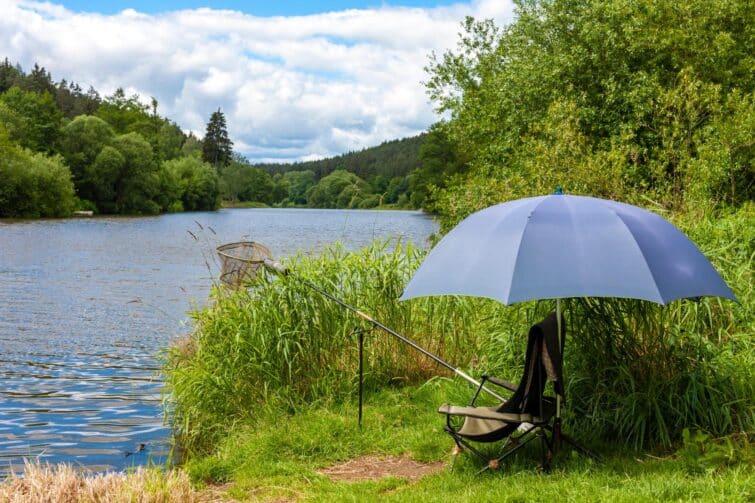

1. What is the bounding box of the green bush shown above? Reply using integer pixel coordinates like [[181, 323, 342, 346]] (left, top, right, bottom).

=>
[[162, 156, 220, 211], [0, 127, 76, 218]]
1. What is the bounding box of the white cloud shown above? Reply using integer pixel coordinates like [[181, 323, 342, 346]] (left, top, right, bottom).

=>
[[0, 0, 515, 162]]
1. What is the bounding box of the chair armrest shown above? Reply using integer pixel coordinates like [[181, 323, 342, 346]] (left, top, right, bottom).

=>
[[438, 404, 535, 423], [468, 374, 516, 406], [482, 375, 517, 392]]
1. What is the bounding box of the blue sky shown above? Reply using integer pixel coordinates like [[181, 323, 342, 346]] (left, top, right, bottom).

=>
[[2, 0, 512, 161], [55, 1, 462, 16]]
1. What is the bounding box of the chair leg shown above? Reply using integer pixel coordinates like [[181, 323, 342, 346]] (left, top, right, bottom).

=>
[[539, 429, 554, 471], [487, 428, 540, 473], [444, 426, 494, 466]]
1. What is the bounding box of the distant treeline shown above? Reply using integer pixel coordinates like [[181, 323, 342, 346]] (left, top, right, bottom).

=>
[[256, 135, 425, 180], [0, 58, 456, 217], [221, 134, 448, 210]]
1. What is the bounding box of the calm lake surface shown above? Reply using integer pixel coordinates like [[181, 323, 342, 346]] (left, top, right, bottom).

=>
[[0, 208, 437, 473]]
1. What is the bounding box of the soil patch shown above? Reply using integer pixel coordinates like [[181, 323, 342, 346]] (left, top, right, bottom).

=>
[[319, 455, 445, 482]]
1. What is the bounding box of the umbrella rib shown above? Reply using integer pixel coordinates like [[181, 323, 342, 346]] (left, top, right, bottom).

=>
[[609, 209, 666, 305], [499, 201, 542, 305]]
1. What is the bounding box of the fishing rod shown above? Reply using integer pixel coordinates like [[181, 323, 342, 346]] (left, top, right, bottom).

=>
[[261, 257, 505, 405]]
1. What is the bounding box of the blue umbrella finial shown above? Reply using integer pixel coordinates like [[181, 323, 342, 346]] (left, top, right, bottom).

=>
[[554, 186, 563, 195]]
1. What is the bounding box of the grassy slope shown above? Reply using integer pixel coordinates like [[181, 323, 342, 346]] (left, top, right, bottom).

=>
[[185, 383, 753, 502]]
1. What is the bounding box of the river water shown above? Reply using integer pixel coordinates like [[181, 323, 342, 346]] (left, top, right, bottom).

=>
[[0, 208, 437, 473]]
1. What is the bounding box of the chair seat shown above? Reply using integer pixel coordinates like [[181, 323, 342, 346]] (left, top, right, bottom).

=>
[[439, 397, 556, 439]]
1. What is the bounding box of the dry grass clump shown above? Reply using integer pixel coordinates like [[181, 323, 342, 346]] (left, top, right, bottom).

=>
[[0, 460, 211, 503]]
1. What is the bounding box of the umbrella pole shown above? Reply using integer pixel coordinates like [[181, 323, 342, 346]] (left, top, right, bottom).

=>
[[556, 298, 561, 419], [555, 298, 563, 453]]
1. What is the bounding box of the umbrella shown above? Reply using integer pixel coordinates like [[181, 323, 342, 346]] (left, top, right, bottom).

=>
[[399, 192, 737, 455], [400, 193, 736, 306]]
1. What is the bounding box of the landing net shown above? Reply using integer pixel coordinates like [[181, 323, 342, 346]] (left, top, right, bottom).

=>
[[216, 241, 272, 287]]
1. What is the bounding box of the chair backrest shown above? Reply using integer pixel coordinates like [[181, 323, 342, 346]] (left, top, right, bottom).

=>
[[499, 312, 564, 417]]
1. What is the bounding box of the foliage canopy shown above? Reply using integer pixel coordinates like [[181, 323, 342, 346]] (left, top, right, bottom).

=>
[[424, 0, 754, 229]]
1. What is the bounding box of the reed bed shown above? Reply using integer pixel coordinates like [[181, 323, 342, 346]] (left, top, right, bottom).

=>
[[164, 204, 753, 454], [164, 240, 512, 453], [0, 461, 203, 503], [561, 204, 754, 448]]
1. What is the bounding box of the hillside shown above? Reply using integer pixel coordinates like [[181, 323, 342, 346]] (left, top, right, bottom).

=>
[[255, 134, 425, 181]]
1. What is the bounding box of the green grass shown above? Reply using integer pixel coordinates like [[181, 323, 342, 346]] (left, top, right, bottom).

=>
[[183, 382, 753, 502]]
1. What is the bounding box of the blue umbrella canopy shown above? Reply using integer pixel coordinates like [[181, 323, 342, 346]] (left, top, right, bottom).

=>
[[401, 194, 736, 305]]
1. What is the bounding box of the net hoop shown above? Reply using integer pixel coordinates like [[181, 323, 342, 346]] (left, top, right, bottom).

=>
[[216, 241, 272, 287]]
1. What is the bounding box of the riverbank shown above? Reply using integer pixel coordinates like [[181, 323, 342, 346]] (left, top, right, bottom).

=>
[[220, 200, 417, 211], [160, 205, 752, 500], [179, 384, 754, 502], [3, 385, 751, 502]]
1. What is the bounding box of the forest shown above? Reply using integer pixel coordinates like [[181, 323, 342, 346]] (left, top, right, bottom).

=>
[[227, 134, 430, 209], [422, 0, 752, 230], [0, 59, 224, 218], [0, 58, 436, 217]]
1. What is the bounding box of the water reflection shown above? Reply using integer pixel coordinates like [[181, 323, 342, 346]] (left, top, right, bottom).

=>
[[0, 208, 436, 472]]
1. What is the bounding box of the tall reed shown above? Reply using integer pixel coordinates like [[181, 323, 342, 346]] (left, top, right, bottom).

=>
[[163, 241, 508, 453], [562, 204, 754, 448]]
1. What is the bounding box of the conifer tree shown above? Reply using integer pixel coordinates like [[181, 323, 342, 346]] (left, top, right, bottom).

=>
[[202, 108, 233, 168]]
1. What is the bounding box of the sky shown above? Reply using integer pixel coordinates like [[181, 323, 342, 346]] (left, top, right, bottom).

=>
[[0, 1, 514, 162], [54, 1, 465, 16]]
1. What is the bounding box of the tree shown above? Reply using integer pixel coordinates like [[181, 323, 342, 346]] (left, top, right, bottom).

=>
[[409, 125, 466, 209], [306, 169, 370, 208], [89, 146, 125, 213], [111, 132, 160, 214], [202, 109, 233, 168], [220, 161, 274, 204], [0, 87, 63, 153], [21, 63, 56, 95], [0, 125, 36, 217], [0, 101, 25, 144], [0, 125, 75, 218], [95, 88, 151, 134], [0, 58, 22, 93], [425, 0, 755, 228], [27, 152, 77, 217], [282, 170, 316, 205], [59, 115, 115, 201], [155, 121, 185, 162], [163, 157, 220, 211], [181, 132, 202, 158]]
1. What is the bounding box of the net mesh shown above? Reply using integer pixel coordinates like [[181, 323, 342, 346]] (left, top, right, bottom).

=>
[[216, 241, 272, 287]]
